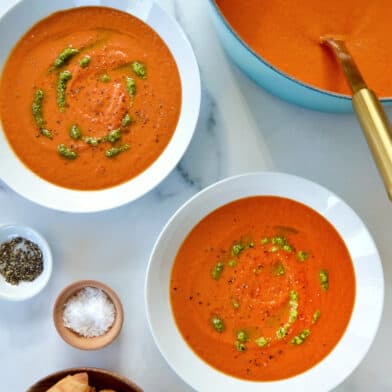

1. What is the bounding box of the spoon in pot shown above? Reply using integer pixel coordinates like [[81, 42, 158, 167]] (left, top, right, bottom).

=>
[[321, 37, 392, 200]]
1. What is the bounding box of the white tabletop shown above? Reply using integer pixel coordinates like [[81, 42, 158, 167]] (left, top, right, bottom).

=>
[[0, 1, 391, 391]]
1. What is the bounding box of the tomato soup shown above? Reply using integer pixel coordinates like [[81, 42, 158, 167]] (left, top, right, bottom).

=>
[[215, 0, 392, 96], [170, 196, 355, 381], [0, 7, 181, 190]]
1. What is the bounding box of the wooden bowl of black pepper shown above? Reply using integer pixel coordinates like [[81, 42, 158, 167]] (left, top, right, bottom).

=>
[[27, 367, 143, 392], [53, 280, 124, 350]]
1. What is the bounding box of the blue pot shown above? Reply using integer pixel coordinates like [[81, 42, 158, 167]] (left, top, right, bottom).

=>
[[209, 0, 392, 113]]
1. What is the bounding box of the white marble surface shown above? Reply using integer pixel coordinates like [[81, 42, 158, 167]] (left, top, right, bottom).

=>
[[0, 0, 391, 391]]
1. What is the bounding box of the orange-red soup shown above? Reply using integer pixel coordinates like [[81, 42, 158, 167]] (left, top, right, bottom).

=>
[[0, 7, 181, 190], [170, 196, 355, 381], [215, 0, 392, 96]]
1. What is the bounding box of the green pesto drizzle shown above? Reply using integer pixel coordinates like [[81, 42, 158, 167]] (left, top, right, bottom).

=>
[[211, 261, 224, 280], [121, 113, 132, 127], [312, 310, 321, 324], [264, 235, 295, 253], [297, 251, 309, 262], [236, 330, 248, 342], [32, 89, 52, 139], [106, 128, 121, 143], [231, 239, 254, 257], [69, 124, 82, 140], [57, 144, 77, 160], [276, 326, 288, 339], [105, 144, 129, 158], [79, 55, 91, 68], [32, 89, 45, 129], [40, 128, 53, 139], [53, 47, 79, 68], [83, 128, 123, 146], [282, 244, 293, 253], [261, 237, 269, 245], [319, 270, 329, 290], [234, 340, 246, 352], [271, 236, 287, 246], [57, 70, 72, 112], [255, 337, 270, 347], [83, 136, 100, 147], [100, 73, 111, 83], [276, 290, 298, 339], [288, 290, 299, 323], [131, 61, 147, 79], [291, 329, 310, 345], [211, 316, 225, 333], [231, 243, 245, 256], [125, 76, 136, 98]]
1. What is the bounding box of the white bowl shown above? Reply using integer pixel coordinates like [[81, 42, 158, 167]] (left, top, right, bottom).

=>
[[145, 172, 384, 392], [0, 224, 52, 301], [0, 0, 201, 213]]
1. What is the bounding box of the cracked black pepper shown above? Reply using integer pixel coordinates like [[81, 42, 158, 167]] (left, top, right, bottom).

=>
[[0, 237, 43, 285]]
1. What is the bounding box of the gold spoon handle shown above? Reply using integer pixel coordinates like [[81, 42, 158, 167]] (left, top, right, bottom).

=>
[[353, 88, 392, 200], [322, 37, 392, 200]]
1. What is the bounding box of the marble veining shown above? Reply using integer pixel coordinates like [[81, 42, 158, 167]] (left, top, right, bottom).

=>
[[175, 85, 224, 190]]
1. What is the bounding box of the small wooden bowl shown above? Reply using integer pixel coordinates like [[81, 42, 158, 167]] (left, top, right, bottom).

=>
[[53, 280, 124, 350], [27, 367, 143, 391]]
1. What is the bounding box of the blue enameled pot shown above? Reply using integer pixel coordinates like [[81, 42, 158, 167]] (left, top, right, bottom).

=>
[[208, 0, 392, 113]]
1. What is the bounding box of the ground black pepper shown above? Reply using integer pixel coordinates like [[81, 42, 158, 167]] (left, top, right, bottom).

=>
[[0, 237, 43, 285]]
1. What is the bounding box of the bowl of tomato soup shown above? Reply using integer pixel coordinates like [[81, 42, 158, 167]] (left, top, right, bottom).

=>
[[0, 0, 200, 212], [145, 172, 384, 391], [209, 0, 392, 112]]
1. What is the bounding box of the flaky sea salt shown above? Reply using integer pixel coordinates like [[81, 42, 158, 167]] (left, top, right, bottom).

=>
[[63, 286, 115, 338]]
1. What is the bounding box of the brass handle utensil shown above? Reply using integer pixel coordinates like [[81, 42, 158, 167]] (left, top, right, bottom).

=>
[[321, 37, 392, 200]]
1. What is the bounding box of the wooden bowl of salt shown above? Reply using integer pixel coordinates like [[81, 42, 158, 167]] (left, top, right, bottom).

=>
[[53, 280, 124, 350]]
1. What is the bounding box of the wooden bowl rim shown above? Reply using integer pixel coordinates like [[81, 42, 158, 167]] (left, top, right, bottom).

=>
[[53, 280, 124, 350], [27, 367, 143, 392]]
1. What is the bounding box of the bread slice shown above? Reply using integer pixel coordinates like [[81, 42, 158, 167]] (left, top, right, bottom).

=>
[[46, 373, 90, 392]]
